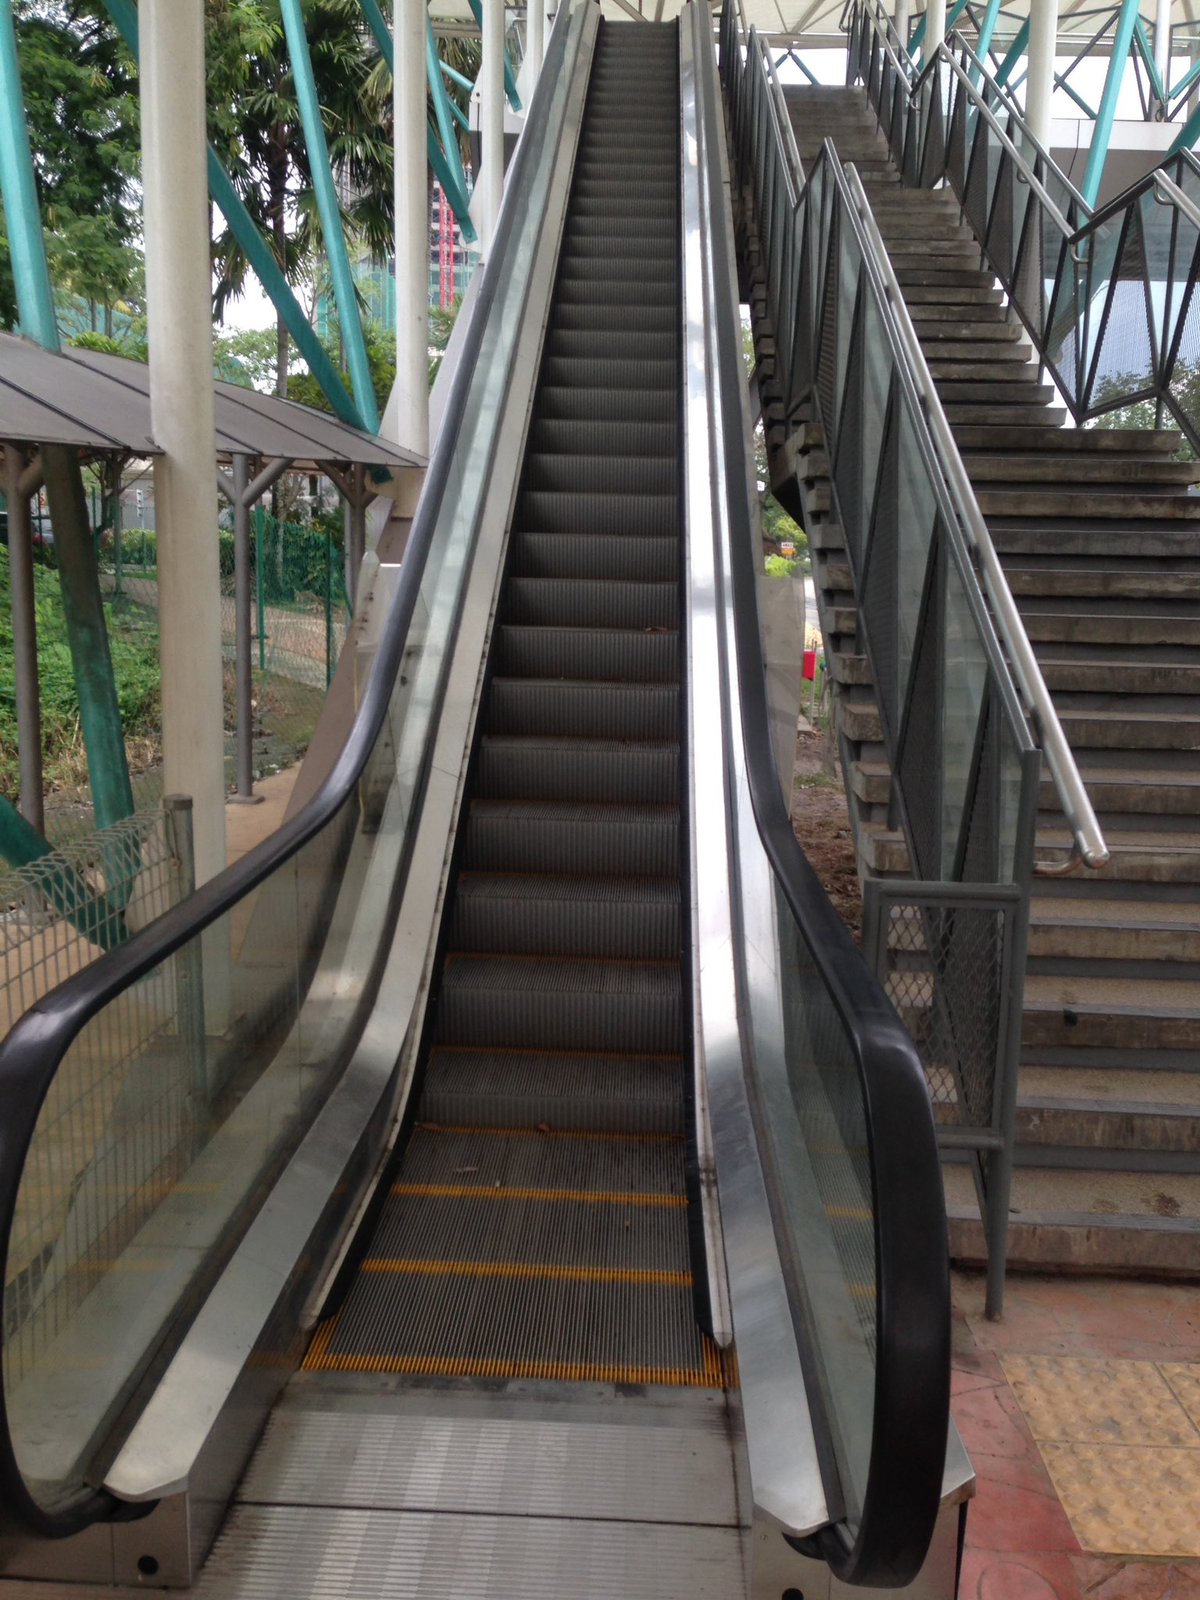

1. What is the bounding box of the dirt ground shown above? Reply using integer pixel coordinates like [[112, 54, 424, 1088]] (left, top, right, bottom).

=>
[[790, 722, 863, 943]]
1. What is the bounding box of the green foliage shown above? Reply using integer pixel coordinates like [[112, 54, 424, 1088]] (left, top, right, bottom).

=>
[[428, 293, 462, 389], [0, 546, 160, 798], [288, 317, 395, 416], [1088, 366, 1199, 462], [764, 553, 801, 577], [2, 1, 141, 330], [212, 324, 282, 389]]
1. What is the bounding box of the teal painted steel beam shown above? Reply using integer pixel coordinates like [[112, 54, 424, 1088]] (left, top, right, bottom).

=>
[[968, 0, 1004, 85], [427, 14, 463, 190], [1056, 73, 1098, 118], [1081, 0, 1140, 206], [357, 0, 478, 241], [0, 796, 128, 945], [909, 0, 971, 58], [0, 0, 59, 347], [280, 0, 379, 431], [1167, 95, 1200, 153], [993, 17, 1029, 87], [1169, 54, 1200, 110], [100, 0, 367, 429], [439, 57, 474, 92]]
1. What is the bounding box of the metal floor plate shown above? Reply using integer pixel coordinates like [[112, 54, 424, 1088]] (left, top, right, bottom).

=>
[[193, 1506, 748, 1600]]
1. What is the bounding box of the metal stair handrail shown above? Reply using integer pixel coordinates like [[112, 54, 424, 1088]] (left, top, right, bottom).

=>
[[723, 1, 1108, 874], [847, 0, 1200, 457]]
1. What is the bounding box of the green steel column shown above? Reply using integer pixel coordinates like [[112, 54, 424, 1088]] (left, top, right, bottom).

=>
[[0, 0, 58, 347], [279, 0, 379, 433], [1081, 0, 1140, 205], [255, 506, 266, 671], [994, 18, 1030, 86], [970, 0, 1005, 83], [42, 445, 135, 827]]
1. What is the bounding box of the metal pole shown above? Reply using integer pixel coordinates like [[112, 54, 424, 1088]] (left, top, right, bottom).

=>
[[395, 0, 430, 457], [894, 0, 910, 53], [4, 449, 44, 836], [255, 506, 266, 671], [1026, 0, 1059, 145], [113, 483, 123, 597], [919, 0, 947, 63], [1155, 0, 1172, 98], [0, 0, 58, 347], [343, 496, 356, 609], [163, 793, 208, 1121], [527, 0, 545, 84], [480, 0, 506, 251], [325, 528, 334, 687], [1080, 0, 1140, 206], [232, 455, 260, 803], [141, 0, 226, 888]]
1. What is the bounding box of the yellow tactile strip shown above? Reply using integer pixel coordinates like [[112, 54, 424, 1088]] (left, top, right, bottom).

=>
[[1002, 1354, 1200, 1557]]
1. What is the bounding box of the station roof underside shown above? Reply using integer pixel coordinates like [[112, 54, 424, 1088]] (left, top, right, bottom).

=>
[[0, 334, 424, 472], [457, 0, 1200, 52]]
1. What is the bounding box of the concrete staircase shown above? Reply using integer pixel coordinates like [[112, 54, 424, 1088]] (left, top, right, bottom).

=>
[[747, 85, 1200, 1276]]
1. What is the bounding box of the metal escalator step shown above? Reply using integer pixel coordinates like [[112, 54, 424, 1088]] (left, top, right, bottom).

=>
[[528, 418, 677, 455], [536, 383, 676, 420], [510, 533, 677, 583], [464, 800, 679, 876], [488, 679, 678, 740], [523, 451, 675, 494], [555, 255, 677, 285], [550, 304, 679, 335], [573, 160, 678, 183], [518, 489, 677, 536], [436, 954, 681, 1052], [572, 179, 678, 201], [554, 280, 678, 310], [450, 873, 680, 959], [495, 623, 678, 680], [505, 577, 677, 628], [477, 736, 679, 805], [420, 1045, 684, 1132], [546, 332, 677, 366], [540, 357, 676, 395], [561, 227, 676, 259]]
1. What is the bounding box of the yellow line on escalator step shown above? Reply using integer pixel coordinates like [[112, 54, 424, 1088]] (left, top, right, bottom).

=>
[[302, 1344, 737, 1389], [391, 1181, 687, 1207], [412, 1122, 683, 1143], [360, 1257, 692, 1287]]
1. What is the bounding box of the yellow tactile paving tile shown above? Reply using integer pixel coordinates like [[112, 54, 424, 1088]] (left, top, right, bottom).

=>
[[1038, 1443, 1200, 1558], [1002, 1353, 1200, 1448], [1001, 1353, 1200, 1558]]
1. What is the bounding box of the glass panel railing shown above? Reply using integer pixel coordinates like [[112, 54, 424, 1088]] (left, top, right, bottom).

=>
[[0, 0, 593, 1538]]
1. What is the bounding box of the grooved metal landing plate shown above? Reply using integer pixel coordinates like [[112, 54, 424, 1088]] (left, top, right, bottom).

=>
[[240, 1408, 740, 1524], [192, 1506, 747, 1599]]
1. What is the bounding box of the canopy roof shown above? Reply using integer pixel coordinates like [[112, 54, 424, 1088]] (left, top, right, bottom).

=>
[[0, 334, 424, 472]]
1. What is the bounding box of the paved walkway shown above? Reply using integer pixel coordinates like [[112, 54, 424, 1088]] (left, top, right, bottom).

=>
[[953, 1269, 1200, 1598]]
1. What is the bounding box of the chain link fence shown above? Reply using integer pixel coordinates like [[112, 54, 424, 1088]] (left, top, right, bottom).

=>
[[3, 514, 350, 848]]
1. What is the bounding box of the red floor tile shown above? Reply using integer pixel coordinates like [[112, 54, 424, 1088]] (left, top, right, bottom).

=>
[[959, 1548, 1083, 1599]]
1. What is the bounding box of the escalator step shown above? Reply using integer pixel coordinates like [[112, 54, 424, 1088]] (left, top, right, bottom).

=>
[[488, 678, 679, 740], [538, 357, 676, 396], [523, 450, 675, 494], [450, 873, 680, 959], [536, 383, 676, 421], [518, 488, 677, 536], [505, 576, 677, 628], [550, 304, 679, 335], [437, 954, 681, 1052], [528, 417, 677, 454], [464, 799, 680, 876], [555, 258, 677, 290], [509, 532, 678, 583], [546, 332, 678, 366], [477, 735, 679, 805], [419, 1046, 685, 1133], [495, 623, 678, 680]]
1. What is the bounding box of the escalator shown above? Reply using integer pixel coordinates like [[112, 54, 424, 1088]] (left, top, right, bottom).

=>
[[303, 22, 721, 1389], [0, 7, 965, 1597]]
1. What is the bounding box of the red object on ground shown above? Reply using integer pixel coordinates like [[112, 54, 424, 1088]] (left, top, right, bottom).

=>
[[802, 649, 817, 681]]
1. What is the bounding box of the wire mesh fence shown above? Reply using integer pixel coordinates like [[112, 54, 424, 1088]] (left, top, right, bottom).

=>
[[2, 513, 349, 849]]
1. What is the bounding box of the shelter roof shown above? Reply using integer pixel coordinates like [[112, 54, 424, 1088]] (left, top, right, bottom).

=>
[[0, 333, 424, 471]]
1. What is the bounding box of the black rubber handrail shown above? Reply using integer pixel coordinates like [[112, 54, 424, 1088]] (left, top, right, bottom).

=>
[[0, 0, 583, 1542], [702, 8, 950, 1586]]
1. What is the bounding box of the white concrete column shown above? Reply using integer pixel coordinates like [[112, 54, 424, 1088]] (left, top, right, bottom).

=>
[[894, 0, 911, 53], [921, 0, 946, 61], [480, 0, 506, 252], [140, 0, 225, 889], [1155, 0, 1172, 97], [1026, 0, 1059, 145], [527, 0, 545, 89], [394, 0, 429, 456]]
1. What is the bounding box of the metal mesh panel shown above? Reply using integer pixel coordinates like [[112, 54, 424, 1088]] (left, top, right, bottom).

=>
[[1088, 210, 1156, 407], [833, 288, 867, 576], [985, 149, 1016, 286], [959, 692, 997, 884], [961, 114, 990, 243], [816, 208, 841, 436], [896, 536, 942, 882], [861, 396, 901, 741]]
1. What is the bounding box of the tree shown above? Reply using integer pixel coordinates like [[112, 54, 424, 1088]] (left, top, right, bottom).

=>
[[206, 0, 394, 399], [1, 1, 140, 332]]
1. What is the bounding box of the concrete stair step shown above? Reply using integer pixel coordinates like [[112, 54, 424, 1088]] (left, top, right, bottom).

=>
[[954, 424, 1184, 453], [943, 403, 1067, 426], [1046, 768, 1200, 817], [981, 489, 1200, 520], [1021, 610, 1200, 646], [892, 265, 994, 288], [902, 284, 1004, 305], [1057, 705, 1200, 748], [944, 1162, 1200, 1275], [1038, 658, 1200, 695], [933, 380, 1056, 404], [1035, 825, 1200, 883], [1021, 974, 1200, 1053], [1027, 896, 1200, 962], [991, 522, 1200, 557], [963, 454, 1200, 486], [1006, 565, 1200, 601], [912, 317, 1021, 339], [929, 359, 1038, 381]]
